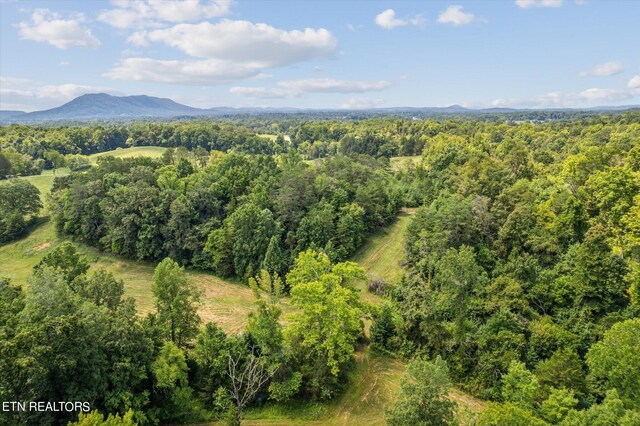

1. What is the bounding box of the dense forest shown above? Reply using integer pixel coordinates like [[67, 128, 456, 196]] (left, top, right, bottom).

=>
[[1, 112, 639, 425]]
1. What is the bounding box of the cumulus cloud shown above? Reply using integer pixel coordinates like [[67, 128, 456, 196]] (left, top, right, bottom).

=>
[[437, 5, 477, 26], [340, 97, 384, 109], [515, 0, 563, 8], [17, 8, 100, 49], [579, 61, 624, 77], [129, 20, 336, 64], [375, 9, 424, 30], [98, 0, 233, 29], [0, 77, 119, 111], [628, 75, 640, 90], [230, 78, 391, 98], [107, 20, 337, 84]]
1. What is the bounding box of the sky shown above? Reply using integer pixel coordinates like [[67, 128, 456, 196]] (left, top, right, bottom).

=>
[[0, 0, 639, 112]]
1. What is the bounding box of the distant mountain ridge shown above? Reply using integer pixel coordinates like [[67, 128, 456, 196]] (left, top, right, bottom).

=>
[[1, 93, 638, 123]]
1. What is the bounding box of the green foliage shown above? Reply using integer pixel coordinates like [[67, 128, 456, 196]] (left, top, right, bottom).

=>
[[191, 322, 232, 406], [478, 403, 547, 426], [153, 341, 188, 389], [0, 178, 42, 242], [34, 241, 89, 284], [150, 341, 201, 423], [0, 266, 153, 425], [501, 361, 540, 410], [371, 302, 398, 352], [586, 318, 640, 409], [385, 356, 457, 426], [539, 388, 578, 424], [285, 249, 365, 399], [152, 258, 202, 347], [534, 348, 587, 400], [560, 389, 634, 426], [68, 410, 137, 425]]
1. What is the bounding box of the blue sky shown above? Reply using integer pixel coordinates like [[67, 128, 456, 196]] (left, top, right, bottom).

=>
[[1, 0, 638, 111]]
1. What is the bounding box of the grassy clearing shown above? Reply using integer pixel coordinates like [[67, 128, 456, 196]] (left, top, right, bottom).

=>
[[23, 168, 70, 198], [0, 219, 257, 334], [89, 146, 167, 162], [389, 155, 421, 171]]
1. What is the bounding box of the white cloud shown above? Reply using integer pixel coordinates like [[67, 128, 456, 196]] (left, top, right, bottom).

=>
[[579, 61, 624, 77], [491, 84, 639, 108], [129, 20, 336, 65], [17, 8, 100, 49], [375, 9, 424, 30], [340, 97, 384, 109], [230, 78, 391, 99], [375, 9, 407, 29], [628, 75, 640, 90], [279, 78, 390, 93], [108, 20, 337, 84], [437, 5, 477, 26], [229, 87, 293, 99], [0, 77, 119, 111], [515, 0, 563, 8], [98, 0, 232, 29], [105, 58, 263, 84]]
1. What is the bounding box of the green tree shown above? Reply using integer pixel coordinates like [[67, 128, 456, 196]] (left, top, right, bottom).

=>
[[371, 302, 397, 352], [534, 348, 587, 399], [385, 356, 457, 426], [69, 410, 137, 426], [502, 361, 540, 410], [560, 389, 631, 426], [478, 403, 547, 426], [539, 388, 578, 424], [151, 341, 199, 423], [191, 322, 231, 406], [0, 152, 11, 178], [285, 249, 365, 399], [34, 241, 89, 284], [0, 178, 42, 242], [152, 258, 202, 347], [586, 318, 640, 409], [45, 149, 66, 174]]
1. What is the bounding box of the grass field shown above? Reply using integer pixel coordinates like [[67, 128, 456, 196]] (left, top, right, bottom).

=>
[[89, 146, 167, 162], [23, 168, 70, 196]]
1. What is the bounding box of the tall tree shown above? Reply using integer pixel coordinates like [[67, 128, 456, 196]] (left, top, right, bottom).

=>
[[152, 258, 202, 347], [285, 250, 365, 399]]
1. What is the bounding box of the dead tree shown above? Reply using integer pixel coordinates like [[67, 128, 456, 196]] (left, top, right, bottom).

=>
[[226, 349, 277, 424]]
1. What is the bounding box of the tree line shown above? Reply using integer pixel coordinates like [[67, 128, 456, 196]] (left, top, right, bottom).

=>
[[49, 150, 401, 280]]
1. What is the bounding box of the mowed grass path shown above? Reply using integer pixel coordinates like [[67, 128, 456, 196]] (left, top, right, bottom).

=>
[[350, 208, 415, 304]]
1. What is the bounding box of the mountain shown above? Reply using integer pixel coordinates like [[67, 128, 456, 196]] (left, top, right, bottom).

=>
[[0, 110, 28, 121], [1, 93, 638, 124], [19, 93, 205, 122]]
